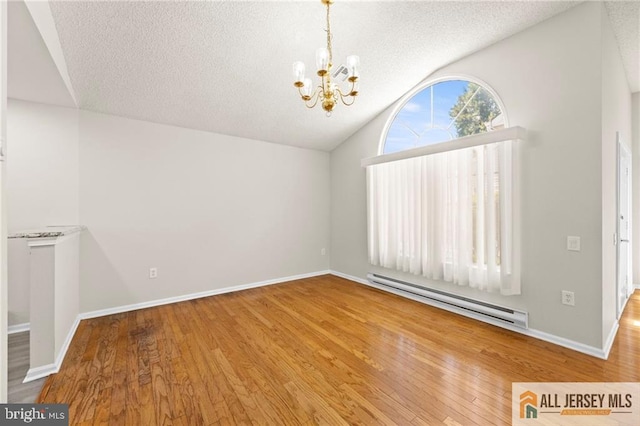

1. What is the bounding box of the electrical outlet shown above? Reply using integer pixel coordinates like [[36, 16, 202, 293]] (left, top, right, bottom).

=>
[[562, 290, 575, 306], [567, 236, 581, 251], [321, 248, 326, 256], [149, 267, 158, 279]]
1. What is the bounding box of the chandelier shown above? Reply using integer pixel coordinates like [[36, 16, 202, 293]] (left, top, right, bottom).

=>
[[292, 0, 360, 117]]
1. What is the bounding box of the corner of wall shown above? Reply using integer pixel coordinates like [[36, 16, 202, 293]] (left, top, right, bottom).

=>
[[632, 93, 640, 285], [600, 1, 633, 347]]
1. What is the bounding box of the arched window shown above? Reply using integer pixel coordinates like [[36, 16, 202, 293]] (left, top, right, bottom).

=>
[[381, 78, 505, 154], [368, 77, 520, 295]]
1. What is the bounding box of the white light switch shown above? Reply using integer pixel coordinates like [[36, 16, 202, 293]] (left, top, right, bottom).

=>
[[567, 236, 581, 252]]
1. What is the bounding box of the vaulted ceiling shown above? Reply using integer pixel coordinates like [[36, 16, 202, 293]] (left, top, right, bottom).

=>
[[8, 1, 640, 151]]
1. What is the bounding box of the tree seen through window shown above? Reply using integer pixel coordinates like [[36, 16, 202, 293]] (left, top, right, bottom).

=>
[[383, 80, 502, 154]]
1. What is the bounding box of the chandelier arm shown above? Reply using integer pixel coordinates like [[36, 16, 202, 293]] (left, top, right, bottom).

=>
[[335, 86, 356, 106], [348, 79, 357, 94], [338, 79, 357, 95], [341, 96, 356, 107], [297, 84, 323, 99], [339, 95, 356, 107], [304, 88, 323, 109]]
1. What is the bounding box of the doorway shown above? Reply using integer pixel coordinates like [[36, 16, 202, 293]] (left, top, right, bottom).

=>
[[617, 133, 633, 319]]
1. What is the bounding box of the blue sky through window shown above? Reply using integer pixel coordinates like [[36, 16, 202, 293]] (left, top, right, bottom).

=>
[[384, 80, 476, 154]]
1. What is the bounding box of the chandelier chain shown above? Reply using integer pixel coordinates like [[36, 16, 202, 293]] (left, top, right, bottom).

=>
[[326, 2, 332, 66]]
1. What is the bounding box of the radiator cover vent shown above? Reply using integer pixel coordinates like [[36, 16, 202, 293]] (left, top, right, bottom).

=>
[[367, 273, 528, 329]]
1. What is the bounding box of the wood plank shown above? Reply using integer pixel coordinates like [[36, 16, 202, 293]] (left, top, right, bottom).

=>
[[124, 312, 141, 426], [170, 354, 207, 425], [108, 315, 129, 425]]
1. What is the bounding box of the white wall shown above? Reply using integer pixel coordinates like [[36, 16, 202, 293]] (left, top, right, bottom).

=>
[[7, 239, 28, 325], [78, 110, 330, 313], [7, 99, 79, 231], [26, 232, 80, 378], [28, 243, 54, 367], [53, 234, 79, 359], [632, 92, 640, 285], [600, 3, 632, 345], [6, 99, 79, 326], [7, 99, 330, 319], [331, 2, 622, 349]]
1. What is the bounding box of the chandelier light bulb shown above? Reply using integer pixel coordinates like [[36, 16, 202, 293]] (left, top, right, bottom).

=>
[[316, 47, 329, 74], [346, 56, 360, 82], [293, 61, 305, 85], [346, 55, 360, 73], [301, 78, 313, 97]]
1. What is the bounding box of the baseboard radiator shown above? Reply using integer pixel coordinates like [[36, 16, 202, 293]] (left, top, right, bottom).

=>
[[367, 273, 528, 329]]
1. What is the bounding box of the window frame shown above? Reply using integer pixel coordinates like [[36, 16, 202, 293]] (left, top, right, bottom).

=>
[[378, 75, 509, 156], [367, 75, 521, 294]]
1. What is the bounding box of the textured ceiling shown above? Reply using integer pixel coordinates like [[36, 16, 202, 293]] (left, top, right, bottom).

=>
[[14, 1, 639, 151], [605, 1, 640, 93]]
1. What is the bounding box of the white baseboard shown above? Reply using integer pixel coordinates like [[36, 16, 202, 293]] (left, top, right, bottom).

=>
[[330, 270, 610, 360], [80, 270, 331, 320], [330, 270, 369, 286], [635, 283, 640, 290], [55, 316, 81, 371], [8, 322, 30, 335], [23, 315, 81, 383], [526, 328, 610, 360], [23, 363, 57, 383], [602, 321, 620, 360]]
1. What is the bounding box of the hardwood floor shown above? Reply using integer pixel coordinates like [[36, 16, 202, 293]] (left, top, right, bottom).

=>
[[38, 275, 640, 425]]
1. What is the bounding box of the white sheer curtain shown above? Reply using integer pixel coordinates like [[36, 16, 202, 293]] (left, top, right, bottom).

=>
[[367, 141, 520, 295]]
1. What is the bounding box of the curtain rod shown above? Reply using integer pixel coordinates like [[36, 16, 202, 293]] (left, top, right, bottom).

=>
[[361, 126, 526, 168]]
